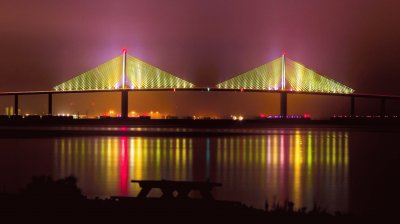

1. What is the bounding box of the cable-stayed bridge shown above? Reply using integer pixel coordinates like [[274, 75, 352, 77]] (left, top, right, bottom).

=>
[[0, 50, 398, 118]]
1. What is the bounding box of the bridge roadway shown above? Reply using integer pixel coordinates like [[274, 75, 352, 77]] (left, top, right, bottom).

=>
[[1, 88, 399, 118]]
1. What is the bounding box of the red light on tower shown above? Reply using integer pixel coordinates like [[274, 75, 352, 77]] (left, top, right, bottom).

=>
[[122, 48, 128, 54], [282, 50, 287, 56]]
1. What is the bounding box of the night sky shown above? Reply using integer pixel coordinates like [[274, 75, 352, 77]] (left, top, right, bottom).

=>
[[1, 0, 400, 118]]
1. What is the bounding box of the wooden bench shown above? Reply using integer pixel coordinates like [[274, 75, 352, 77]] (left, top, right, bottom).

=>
[[131, 180, 222, 200]]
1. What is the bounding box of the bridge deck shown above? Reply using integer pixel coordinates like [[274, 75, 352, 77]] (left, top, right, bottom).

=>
[[1, 88, 400, 99]]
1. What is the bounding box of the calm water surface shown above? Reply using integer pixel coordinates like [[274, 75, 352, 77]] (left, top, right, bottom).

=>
[[1, 127, 399, 215]]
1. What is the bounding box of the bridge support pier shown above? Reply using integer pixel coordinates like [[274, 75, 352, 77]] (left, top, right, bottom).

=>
[[280, 92, 287, 118], [350, 96, 355, 117], [121, 90, 128, 119], [380, 98, 386, 117], [48, 93, 53, 115], [14, 94, 19, 116]]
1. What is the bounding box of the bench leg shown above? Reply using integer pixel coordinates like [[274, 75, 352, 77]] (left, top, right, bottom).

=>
[[161, 188, 174, 198], [177, 189, 190, 199], [200, 189, 213, 200], [137, 187, 151, 198]]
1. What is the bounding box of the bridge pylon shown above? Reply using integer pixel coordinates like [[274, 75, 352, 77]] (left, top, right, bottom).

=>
[[280, 92, 287, 118], [121, 90, 128, 119]]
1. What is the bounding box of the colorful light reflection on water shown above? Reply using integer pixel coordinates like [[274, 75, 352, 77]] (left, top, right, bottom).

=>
[[52, 129, 349, 212]]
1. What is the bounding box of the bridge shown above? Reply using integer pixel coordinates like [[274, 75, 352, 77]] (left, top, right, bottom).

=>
[[1, 49, 399, 118]]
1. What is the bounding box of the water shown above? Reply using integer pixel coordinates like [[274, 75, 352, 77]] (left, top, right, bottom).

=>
[[0, 127, 399, 215]]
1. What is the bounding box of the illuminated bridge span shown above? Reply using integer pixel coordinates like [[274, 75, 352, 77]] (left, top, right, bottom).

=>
[[0, 50, 398, 118], [53, 49, 194, 91], [216, 53, 353, 94]]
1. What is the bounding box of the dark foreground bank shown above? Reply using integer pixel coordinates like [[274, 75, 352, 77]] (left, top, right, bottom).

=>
[[0, 176, 355, 223]]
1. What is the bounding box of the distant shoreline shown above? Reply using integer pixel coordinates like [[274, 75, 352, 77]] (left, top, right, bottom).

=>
[[1, 117, 400, 138], [2, 116, 400, 126]]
